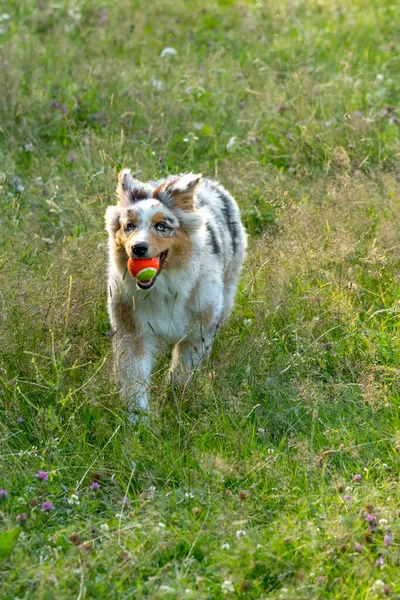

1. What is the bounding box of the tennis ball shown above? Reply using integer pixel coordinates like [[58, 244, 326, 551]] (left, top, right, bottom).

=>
[[127, 257, 160, 280]]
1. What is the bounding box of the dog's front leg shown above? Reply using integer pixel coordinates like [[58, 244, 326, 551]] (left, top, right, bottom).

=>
[[170, 328, 216, 390], [111, 303, 154, 422]]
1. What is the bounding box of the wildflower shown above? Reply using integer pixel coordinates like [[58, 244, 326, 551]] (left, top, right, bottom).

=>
[[100, 523, 109, 532], [121, 496, 129, 506], [238, 490, 249, 500], [24, 143, 34, 152], [51, 100, 68, 114], [68, 494, 80, 506], [0, 14, 10, 21], [41, 501, 55, 512], [221, 580, 234, 594], [185, 492, 195, 499], [90, 482, 100, 490], [384, 534, 392, 546], [158, 522, 166, 528], [316, 575, 326, 585], [69, 533, 82, 546], [379, 518, 388, 526], [160, 47, 177, 58], [68, 152, 77, 163], [353, 474, 362, 482], [373, 580, 385, 588], [151, 78, 163, 91], [159, 586, 174, 593], [343, 495, 353, 502], [16, 513, 27, 524], [17, 417, 23, 423], [376, 557, 385, 566], [0, 489, 8, 499], [354, 543, 363, 553], [36, 471, 48, 481], [221, 542, 230, 550], [366, 515, 377, 524], [236, 530, 246, 538], [226, 136, 237, 152]]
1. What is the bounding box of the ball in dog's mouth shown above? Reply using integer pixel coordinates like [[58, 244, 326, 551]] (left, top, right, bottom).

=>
[[129, 250, 169, 290]]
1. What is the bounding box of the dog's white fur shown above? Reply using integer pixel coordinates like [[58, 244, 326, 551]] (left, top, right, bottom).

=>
[[105, 170, 247, 420]]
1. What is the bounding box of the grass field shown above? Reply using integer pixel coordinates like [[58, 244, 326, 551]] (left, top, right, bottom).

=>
[[2, 0, 400, 597]]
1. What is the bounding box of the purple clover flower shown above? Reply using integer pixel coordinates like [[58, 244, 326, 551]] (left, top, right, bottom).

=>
[[353, 474, 362, 482], [343, 494, 353, 502], [17, 513, 27, 523], [376, 557, 385, 566], [36, 471, 48, 481], [366, 515, 377, 524], [51, 100, 68, 114], [354, 543, 363, 553], [384, 534, 392, 546], [0, 489, 8, 499], [90, 482, 100, 490], [41, 501, 55, 512]]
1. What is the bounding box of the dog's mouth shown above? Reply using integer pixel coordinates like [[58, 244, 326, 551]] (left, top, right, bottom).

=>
[[136, 250, 169, 290]]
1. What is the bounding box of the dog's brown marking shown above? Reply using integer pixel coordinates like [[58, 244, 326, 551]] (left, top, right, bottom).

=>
[[153, 178, 179, 200], [151, 211, 167, 225], [153, 178, 197, 212]]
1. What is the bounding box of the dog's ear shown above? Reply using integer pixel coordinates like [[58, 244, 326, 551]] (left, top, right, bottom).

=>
[[117, 169, 152, 206], [105, 205, 121, 235], [153, 174, 201, 211]]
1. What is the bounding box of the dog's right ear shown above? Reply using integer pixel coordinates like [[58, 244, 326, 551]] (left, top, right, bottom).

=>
[[117, 169, 152, 207], [105, 205, 121, 235]]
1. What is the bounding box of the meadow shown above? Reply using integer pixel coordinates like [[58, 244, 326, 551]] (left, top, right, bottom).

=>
[[1, 0, 400, 597]]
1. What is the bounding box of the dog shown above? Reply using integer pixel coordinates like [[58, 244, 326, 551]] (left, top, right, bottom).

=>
[[105, 169, 247, 421]]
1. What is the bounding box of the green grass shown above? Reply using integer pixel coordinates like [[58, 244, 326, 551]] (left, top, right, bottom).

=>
[[1, 0, 400, 597]]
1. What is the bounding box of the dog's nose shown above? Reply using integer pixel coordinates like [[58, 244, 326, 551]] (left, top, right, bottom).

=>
[[132, 242, 149, 257]]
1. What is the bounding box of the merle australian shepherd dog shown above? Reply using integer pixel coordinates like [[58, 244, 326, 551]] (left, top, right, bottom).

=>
[[105, 169, 247, 421]]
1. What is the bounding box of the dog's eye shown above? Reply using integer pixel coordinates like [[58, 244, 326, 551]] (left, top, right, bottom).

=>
[[126, 222, 136, 231], [155, 222, 167, 233]]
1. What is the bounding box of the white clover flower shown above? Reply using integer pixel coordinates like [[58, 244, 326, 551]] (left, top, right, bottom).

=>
[[160, 47, 177, 58], [158, 522, 166, 528], [0, 14, 10, 21], [100, 523, 109, 532], [376, 74, 384, 80], [185, 492, 195, 499], [221, 542, 230, 550], [226, 136, 237, 152], [184, 590, 194, 596], [379, 518, 388, 526], [221, 580, 234, 594], [159, 585, 174, 593], [236, 529, 246, 538], [373, 580, 385, 588], [67, 494, 80, 506], [151, 78, 163, 90]]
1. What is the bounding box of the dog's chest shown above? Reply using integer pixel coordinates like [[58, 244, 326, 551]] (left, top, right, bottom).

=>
[[134, 281, 193, 343]]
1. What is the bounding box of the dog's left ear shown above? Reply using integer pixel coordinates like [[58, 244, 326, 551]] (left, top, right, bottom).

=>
[[117, 168, 152, 206], [154, 174, 201, 211]]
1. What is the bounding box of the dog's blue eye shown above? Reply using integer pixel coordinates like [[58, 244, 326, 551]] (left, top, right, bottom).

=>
[[126, 222, 136, 231], [156, 223, 167, 232]]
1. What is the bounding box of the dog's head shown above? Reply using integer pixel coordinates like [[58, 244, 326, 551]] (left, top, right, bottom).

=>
[[105, 170, 203, 289]]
